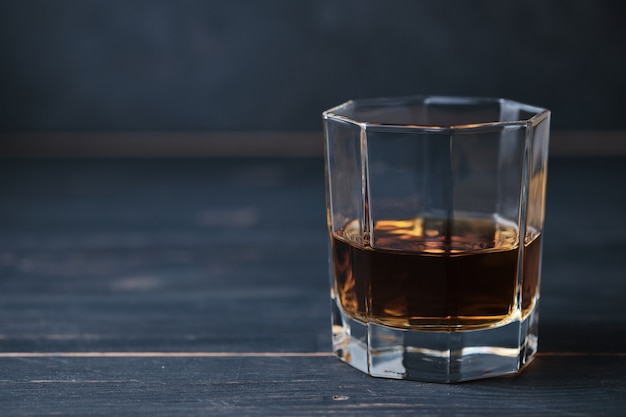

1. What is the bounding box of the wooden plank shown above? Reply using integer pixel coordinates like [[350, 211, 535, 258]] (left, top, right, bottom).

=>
[[0, 132, 324, 158], [0, 157, 625, 356], [0, 356, 625, 416], [549, 130, 626, 156], [0, 157, 625, 415], [539, 156, 626, 354], [0, 158, 330, 353], [0, 131, 625, 157]]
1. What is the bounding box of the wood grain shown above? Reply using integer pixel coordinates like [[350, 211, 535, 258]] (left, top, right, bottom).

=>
[[1, 356, 625, 416], [1, 130, 624, 157], [0, 156, 625, 415]]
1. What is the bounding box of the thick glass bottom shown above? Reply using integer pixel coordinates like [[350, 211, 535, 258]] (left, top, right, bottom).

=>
[[331, 297, 539, 383]]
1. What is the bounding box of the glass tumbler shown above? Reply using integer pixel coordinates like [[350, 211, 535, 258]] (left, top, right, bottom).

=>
[[323, 96, 550, 382]]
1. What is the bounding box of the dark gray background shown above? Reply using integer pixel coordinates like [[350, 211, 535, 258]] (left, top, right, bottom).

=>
[[1, 0, 623, 131]]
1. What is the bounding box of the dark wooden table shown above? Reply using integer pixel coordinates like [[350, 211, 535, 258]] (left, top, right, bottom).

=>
[[1, 155, 625, 416]]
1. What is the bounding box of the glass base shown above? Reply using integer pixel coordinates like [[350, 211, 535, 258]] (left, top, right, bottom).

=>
[[331, 299, 539, 383]]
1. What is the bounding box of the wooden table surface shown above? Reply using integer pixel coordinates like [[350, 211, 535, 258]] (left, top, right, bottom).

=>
[[1, 155, 625, 416]]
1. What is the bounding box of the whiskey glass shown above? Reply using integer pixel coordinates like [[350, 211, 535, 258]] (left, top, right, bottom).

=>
[[323, 96, 550, 382]]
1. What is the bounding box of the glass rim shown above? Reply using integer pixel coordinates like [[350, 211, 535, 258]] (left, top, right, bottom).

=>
[[323, 95, 550, 133]]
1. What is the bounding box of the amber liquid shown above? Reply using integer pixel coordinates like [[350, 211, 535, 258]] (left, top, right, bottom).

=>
[[332, 217, 542, 330]]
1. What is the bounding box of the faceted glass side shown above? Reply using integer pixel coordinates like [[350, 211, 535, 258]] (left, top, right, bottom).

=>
[[324, 116, 369, 371], [324, 117, 363, 237], [519, 112, 551, 362]]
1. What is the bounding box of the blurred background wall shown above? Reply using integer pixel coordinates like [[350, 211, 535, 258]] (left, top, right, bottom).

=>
[[1, 0, 624, 133]]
